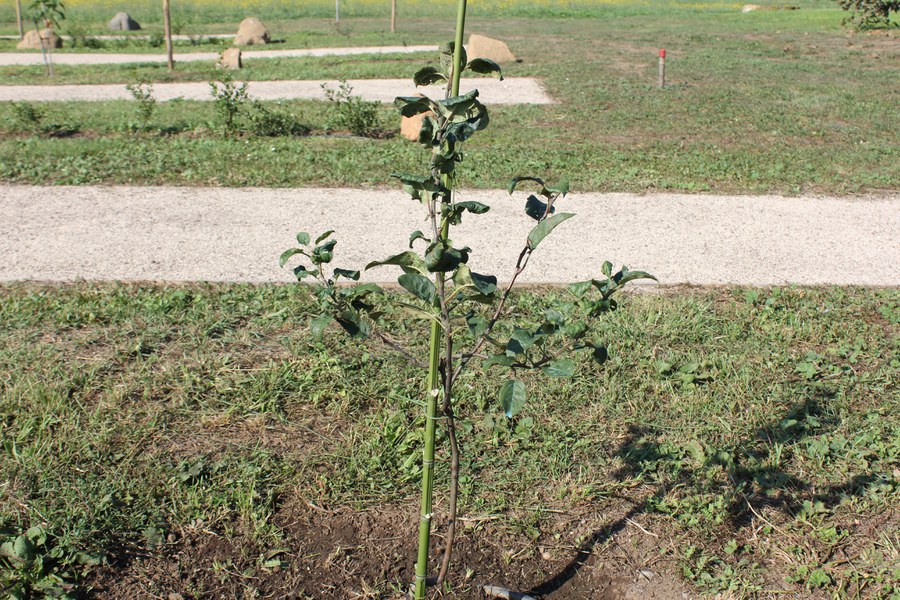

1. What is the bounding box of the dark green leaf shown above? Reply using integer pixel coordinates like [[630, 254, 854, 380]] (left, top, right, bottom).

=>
[[279, 248, 305, 268], [390, 173, 445, 202], [398, 272, 436, 303], [508, 176, 545, 195], [365, 251, 427, 275], [409, 230, 429, 248], [466, 58, 503, 80], [525, 194, 555, 221], [339, 283, 383, 300], [437, 90, 479, 118], [601, 261, 613, 277], [613, 267, 658, 285], [470, 271, 498, 295], [445, 200, 490, 225], [527, 212, 576, 249], [546, 179, 570, 197], [394, 95, 435, 118], [413, 66, 448, 87], [484, 354, 515, 369], [544, 358, 575, 378], [296, 232, 310, 246], [424, 242, 469, 273], [506, 328, 535, 356], [335, 310, 370, 340], [545, 308, 565, 325], [467, 314, 488, 338], [333, 268, 360, 281], [293, 265, 315, 280], [309, 315, 332, 340], [311, 239, 337, 265], [499, 380, 526, 418], [568, 280, 592, 296], [439, 41, 468, 75], [417, 115, 437, 145], [315, 230, 334, 244]]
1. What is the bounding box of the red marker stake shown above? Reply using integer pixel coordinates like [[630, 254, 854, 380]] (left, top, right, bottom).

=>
[[659, 48, 666, 89]]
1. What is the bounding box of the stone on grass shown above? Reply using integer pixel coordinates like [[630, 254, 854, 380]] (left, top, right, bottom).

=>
[[399, 94, 433, 141], [219, 47, 242, 70], [466, 34, 516, 63], [742, 4, 800, 11], [235, 18, 269, 46], [108, 12, 141, 30], [17, 29, 62, 49]]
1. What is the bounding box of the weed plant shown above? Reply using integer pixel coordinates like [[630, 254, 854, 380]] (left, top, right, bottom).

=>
[[321, 80, 384, 138]]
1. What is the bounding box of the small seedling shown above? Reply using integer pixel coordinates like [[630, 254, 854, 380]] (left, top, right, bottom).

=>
[[126, 81, 157, 131], [209, 76, 249, 137], [321, 80, 383, 138]]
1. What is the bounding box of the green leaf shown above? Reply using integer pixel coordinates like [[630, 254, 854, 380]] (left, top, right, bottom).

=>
[[339, 283, 383, 301], [544, 358, 575, 378], [296, 232, 310, 246], [467, 314, 488, 338], [445, 200, 490, 225], [508, 176, 545, 195], [499, 380, 526, 418], [279, 248, 305, 268], [466, 58, 503, 80], [613, 267, 658, 285], [470, 271, 498, 295], [315, 230, 334, 244], [413, 66, 448, 87], [409, 230, 429, 248], [394, 95, 435, 118], [568, 280, 591, 297], [506, 328, 535, 356], [601, 261, 613, 277], [398, 272, 436, 303], [439, 41, 468, 75], [293, 265, 315, 280], [525, 194, 555, 221], [546, 179, 570, 197], [365, 251, 427, 275], [309, 315, 332, 340], [335, 310, 370, 340], [390, 173, 445, 202], [484, 354, 515, 369], [544, 308, 565, 325], [424, 242, 469, 273], [333, 268, 360, 281], [437, 90, 479, 118], [527, 212, 576, 249], [311, 239, 337, 265]]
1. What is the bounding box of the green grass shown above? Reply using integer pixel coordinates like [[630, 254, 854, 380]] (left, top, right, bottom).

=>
[[0, 283, 898, 597], [2, 10, 898, 194]]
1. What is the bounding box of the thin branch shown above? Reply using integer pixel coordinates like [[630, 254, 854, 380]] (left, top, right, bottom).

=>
[[375, 330, 427, 369]]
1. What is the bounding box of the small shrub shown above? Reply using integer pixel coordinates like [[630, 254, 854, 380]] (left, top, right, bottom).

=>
[[247, 101, 310, 137], [321, 80, 383, 138], [10, 101, 45, 134], [209, 77, 249, 136], [125, 81, 157, 130], [838, 0, 899, 28], [148, 32, 165, 48]]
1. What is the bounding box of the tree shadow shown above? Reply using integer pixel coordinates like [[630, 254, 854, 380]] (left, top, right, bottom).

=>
[[528, 391, 880, 596]]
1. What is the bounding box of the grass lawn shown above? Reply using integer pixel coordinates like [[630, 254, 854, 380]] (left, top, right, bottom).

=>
[[0, 283, 898, 598], [1, 6, 898, 194]]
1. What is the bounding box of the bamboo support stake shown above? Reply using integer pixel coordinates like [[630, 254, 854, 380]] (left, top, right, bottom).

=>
[[162, 0, 174, 70], [391, 0, 396, 33], [412, 2, 467, 598], [15, 0, 24, 39]]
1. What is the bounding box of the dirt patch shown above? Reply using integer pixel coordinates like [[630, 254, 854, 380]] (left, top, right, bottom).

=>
[[89, 494, 692, 599]]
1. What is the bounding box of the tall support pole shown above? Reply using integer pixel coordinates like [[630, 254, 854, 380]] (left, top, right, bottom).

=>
[[162, 0, 174, 71], [335, 0, 339, 24], [658, 48, 666, 89], [390, 0, 396, 33], [15, 0, 24, 39], [412, 3, 467, 598]]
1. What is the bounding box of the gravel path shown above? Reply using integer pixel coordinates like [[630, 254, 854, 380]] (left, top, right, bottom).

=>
[[0, 77, 553, 103], [2, 185, 897, 286], [0, 44, 437, 66]]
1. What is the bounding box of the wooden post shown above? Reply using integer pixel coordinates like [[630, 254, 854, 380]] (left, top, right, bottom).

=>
[[335, 0, 339, 24], [391, 0, 396, 33], [163, 0, 174, 70], [658, 48, 666, 89], [15, 0, 24, 38]]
